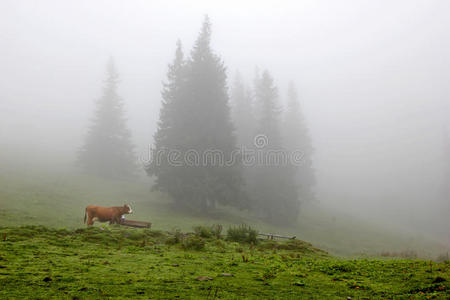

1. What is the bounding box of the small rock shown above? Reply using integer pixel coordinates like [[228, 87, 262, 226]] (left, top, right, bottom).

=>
[[172, 264, 180, 267], [347, 297, 352, 300], [196, 276, 213, 281], [220, 273, 234, 277]]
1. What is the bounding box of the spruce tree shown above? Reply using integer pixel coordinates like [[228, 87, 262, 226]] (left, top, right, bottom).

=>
[[78, 59, 137, 179], [249, 70, 299, 224], [254, 70, 282, 147], [231, 72, 255, 148], [148, 17, 243, 211], [283, 82, 316, 202], [146, 40, 186, 193]]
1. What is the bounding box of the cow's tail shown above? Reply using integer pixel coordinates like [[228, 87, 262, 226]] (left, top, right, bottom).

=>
[[84, 208, 87, 224]]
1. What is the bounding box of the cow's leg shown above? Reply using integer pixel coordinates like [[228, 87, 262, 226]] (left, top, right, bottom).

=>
[[110, 216, 120, 225], [87, 215, 94, 226]]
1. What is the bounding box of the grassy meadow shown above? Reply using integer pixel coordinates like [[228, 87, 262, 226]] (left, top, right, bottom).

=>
[[0, 164, 449, 298], [0, 226, 448, 299], [0, 164, 447, 257]]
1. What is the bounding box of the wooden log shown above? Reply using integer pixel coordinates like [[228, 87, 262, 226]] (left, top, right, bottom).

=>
[[258, 233, 296, 240], [120, 219, 152, 228]]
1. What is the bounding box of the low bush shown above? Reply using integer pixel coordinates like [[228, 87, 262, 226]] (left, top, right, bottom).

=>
[[193, 226, 212, 238], [210, 224, 223, 239], [380, 250, 417, 259], [226, 224, 258, 244], [182, 236, 205, 250], [213, 239, 226, 249], [166, 229, 183, 245], [193, 224, 223, 239]]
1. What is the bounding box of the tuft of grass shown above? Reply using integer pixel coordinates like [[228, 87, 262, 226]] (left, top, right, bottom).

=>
[[257, 239, 328, 256]]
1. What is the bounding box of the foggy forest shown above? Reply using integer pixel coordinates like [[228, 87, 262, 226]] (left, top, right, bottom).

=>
[[1, 1, 449, 298]]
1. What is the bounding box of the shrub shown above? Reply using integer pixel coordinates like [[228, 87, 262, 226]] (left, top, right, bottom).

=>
[[213, 239, 226, 249], [166, 229, 183, 245], [380, 250, 417, 259], [193, 224, 223, 239], [210, 224, 223, 239], [193, 226, 213, 238], [182, 236, 205, 250], [226, 224, 258, 244]]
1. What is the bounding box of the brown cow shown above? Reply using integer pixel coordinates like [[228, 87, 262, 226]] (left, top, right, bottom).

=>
[[84, 204, 133, 226]]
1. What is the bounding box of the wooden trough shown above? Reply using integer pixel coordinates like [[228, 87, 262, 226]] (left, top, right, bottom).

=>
[[258, 233, 296, 240], [119, 219, 152, 228]]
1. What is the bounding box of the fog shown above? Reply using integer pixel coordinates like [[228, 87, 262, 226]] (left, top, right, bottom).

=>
[[1, 1, 449, 242]]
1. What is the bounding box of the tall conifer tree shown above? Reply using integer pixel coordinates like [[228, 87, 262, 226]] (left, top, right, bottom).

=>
[[78, 59, 137, 179], [147, 40, 186, 192], [231, 72, 255, 147], [249, 70, 299, 224], [283, 82, 315, 202], [148, 17, 243, 211]]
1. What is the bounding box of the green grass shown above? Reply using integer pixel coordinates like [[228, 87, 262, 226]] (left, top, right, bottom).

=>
[[0, 226, 448, 299], [0, 165, 449, 298], [0, 165, 447, 258]]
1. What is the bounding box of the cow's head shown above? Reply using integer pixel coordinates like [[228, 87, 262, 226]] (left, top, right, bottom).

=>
[[124, 204, 133, 214]]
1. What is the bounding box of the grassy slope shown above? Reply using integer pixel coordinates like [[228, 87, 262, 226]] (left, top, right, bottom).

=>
[[0, 166, 449, 298], [0, 226, 449, 299], [0, 166, 447, 258]]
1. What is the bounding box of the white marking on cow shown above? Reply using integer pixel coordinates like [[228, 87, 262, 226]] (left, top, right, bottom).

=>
[[93, 217, 99, 222]]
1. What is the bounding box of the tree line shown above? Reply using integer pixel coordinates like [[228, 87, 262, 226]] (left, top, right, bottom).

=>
[[78, 16, 315, 225]]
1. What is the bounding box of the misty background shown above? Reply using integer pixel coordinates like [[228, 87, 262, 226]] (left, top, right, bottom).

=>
[[1, 1, 449, 242]]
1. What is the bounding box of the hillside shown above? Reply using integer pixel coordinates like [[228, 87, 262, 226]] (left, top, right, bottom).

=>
[[0, 165, 448, 258], [0, 166, 449, 298], [0, 226, 449, 299]]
